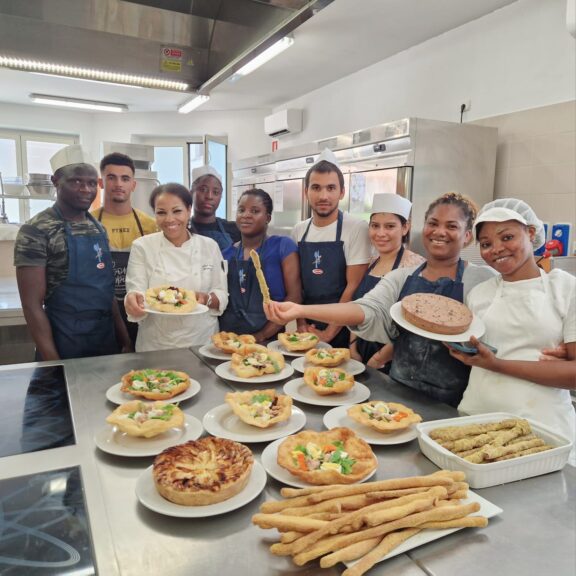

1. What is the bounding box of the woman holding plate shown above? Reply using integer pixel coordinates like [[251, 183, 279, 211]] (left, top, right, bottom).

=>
[[124, 183, 228, 352]]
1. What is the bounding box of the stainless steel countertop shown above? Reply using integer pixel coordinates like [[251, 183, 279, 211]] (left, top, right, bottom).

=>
[[1, 348, 574, 576]]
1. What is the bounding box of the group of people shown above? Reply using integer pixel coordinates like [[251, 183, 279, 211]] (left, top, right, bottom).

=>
[[13, 145, 575, 445]]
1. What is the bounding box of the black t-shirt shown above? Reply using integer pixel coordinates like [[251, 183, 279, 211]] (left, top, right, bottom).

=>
[[191, 217, 241, 243]]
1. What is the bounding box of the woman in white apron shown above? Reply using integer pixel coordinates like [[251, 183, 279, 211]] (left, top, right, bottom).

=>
[[124, 183, 228, 352], [455, 199, 576, 448]]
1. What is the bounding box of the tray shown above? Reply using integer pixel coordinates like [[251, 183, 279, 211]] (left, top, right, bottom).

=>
[[417, 412, 573, 488]]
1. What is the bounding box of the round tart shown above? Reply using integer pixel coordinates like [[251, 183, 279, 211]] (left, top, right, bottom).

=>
[[120, 369, 190, 400], [305, 347, 350, 367], [153, 438, 254, 506], [278, 332, 319, 352], [277, 427, 377, 485], [303, 366, 354, 396], [401, 293, 472, 335], [347, 401, 422, 433], [212, 331, 257, 354], [231, 345, 285, 378], [145, 285, 197, 313], [106, 400, 185, 438], [225, 389, 292, 428]]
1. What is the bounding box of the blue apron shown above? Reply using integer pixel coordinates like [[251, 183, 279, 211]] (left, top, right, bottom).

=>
[[43, 208, 117, 360], [353, 246, 404, 364], [219, 240, 268, 335], [389, 259, 471, 407], [200, 219, 233, 252], [299, 211, 349, 348]]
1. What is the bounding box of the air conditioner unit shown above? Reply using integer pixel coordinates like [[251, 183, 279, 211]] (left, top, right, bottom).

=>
[[264, 109, 303, 137]]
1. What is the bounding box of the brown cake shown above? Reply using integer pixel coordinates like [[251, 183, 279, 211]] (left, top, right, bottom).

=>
[[401, 293, 472, 335]]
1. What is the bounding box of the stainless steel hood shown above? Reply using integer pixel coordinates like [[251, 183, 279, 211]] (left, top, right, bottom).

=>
[[0, 0, 333, 92]]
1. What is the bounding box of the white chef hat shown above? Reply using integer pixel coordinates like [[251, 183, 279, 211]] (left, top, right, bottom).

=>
[[191, 165, 222, 185], [475, 198, 545, 249], [371, 194, 413, 219], [315, 148, 340, 168], [50, 145, 93, 173]]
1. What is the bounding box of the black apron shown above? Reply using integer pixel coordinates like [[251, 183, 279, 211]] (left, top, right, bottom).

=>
[[299, 211, 349, 348], [219, 241, 268, 335], [389, 259, 471, 407], [353, 246, 404, 364], [43, 209, 117, 360], [198, 219, 233, 252]]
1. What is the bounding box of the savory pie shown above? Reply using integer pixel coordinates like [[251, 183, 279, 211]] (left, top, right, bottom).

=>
[[303, 366, 354, 396], [347, 401, 422, 433], [120, 369, 190, 400], [305, 347, 350, 367], [212, 332, 257, 354], [225, 389, 292, 428], [153, 438, 254, 506], [106, 400, 185, 438], [277, 427, 377, 485], [278, 332, 320, 352], [401, 293, 472, 335], [231, 345, 285, 378], [145, 285, 197, 313]]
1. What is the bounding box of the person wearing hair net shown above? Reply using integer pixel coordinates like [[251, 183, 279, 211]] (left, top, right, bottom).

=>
[[453, 198, 576, 448], [190, 165, 240, 251]]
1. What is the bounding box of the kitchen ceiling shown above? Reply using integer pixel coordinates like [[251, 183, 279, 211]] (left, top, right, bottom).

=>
[[0, 0, 519, 113]]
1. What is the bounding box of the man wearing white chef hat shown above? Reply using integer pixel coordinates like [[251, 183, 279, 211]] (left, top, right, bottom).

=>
[[290, 149, 371, 347], [190, 165, 240, 251], [14, 145, 131, 360]]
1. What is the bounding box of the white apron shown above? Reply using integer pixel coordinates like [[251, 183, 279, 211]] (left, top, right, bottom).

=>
[[136, 236, 218, 352], [459, 270, 575, 449]]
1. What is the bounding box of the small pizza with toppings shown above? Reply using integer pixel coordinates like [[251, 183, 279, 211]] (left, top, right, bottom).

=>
[[303, 366, 354, 395], [305, 347, 350, 367], [106, 401, 185, 438], [225, 389, 292, 428], [277, 332, 320, 352], [212, 331, 257, 354], [231, 345, 285, 378], [347, 401, 422, 433], [145, 285, 197, 313], [120, 369, 190, 400]]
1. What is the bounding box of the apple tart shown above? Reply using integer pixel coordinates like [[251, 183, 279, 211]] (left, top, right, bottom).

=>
[[347, 401, 422, 433], [231, 345, 285, 378], [106, 401, 185, 438], [225, 389, 292, 428], [305, 347, 350, 367], [120, 369, 190, 400], [278, 332, 319, 352], [145, 285, 197, 313], [212, 331, 257, 354], [303, 366, 354, 395]]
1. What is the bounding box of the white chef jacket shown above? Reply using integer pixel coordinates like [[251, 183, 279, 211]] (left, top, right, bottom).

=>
[[125, 232, 228, 352], [459, 269, 576, 451]]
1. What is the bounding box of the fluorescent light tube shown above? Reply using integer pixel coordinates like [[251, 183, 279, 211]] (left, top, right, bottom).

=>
[[178, 94, 210, 114], [235, 36, 294, 77], [30, 93, 128, 113]]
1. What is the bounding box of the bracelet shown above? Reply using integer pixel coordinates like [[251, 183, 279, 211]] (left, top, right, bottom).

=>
[[350, 338, 357, 345], [206, 293, 213, 309]]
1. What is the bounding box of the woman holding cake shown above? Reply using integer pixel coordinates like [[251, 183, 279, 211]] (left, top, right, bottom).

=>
[[453, 198, 575, 445], [265, 192, 496, 406]]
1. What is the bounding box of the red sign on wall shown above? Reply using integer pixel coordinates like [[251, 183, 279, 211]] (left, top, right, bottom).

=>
[[272, 140, 278, 152]]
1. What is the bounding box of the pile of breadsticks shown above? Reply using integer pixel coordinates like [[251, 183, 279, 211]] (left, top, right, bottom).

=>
[[252, 471, 487, 576], [429, 418, 553, 463]]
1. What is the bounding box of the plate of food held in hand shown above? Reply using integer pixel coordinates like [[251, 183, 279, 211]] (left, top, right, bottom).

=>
[[390, 293, 485, 342], [323, 402, 422, 445], [267, 332, 331, 357], [261, 427, 377, 488], [291, 349, 365, 376], [215, 345, 294, 383], [283, 377, 370, 407], [144, 285, 208, 315]]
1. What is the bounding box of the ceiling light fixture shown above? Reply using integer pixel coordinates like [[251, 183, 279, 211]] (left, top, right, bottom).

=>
[[1, 56, 188, 91], [234, 36, 294, 77], [32, 72, 144, 89], [30, 93, 128, 113], [178, 94, 210, 114]]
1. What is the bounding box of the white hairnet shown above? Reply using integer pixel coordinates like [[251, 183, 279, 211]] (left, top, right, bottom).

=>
[[315, 148, 340, 168]]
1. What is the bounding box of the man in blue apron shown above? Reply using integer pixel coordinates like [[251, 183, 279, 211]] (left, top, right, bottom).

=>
[[14, 145, 131, 360], [190, 165, 240, 251], [290, 150, 371, 348]]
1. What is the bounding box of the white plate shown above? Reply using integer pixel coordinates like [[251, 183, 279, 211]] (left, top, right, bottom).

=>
[[105, 379, 201, 406], [390, 301, 485, 342], [323, 405, 418, 445], [344, 490, 502, 568], [261, 437, 377, 488], [94, 414, 203, 457], [291, 356, 366, 376], [267, 339, 332, 358], [198, 344, 232, 361], [144, 303, 209, 316], [135, 460, 267, 518], [215, 361, 294, 384], [283, 378, 370, 407], [202, 404, 307, 443]]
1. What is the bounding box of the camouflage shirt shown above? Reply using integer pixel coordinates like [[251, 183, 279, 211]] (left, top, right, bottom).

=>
[[14, 207, 106, 300]]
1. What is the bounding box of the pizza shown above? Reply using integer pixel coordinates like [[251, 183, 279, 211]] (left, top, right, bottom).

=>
[[303, 366, 354, 395], [231, 345, 285, 378], [153, 438, 254, 505], [277, 428, 377, 485], [145, 285, 197, 313], [106, 400, 185, 438], [347, 401, 422, 433], [225, 389, 292, 428], [278, 332, 320, 352], [305, 347, 350, 367], [401, 293, 472, 335], [212, 331, 257, 354], [120, 369, 190, 400]]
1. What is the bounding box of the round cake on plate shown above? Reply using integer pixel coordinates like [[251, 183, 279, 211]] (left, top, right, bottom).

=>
[[401, 293, 472, 335]]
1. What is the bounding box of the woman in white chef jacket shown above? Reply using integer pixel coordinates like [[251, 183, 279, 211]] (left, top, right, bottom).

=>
[[124, 183, 228, 352], [453, 199, 576, 446]]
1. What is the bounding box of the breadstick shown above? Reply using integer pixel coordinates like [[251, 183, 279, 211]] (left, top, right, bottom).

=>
[[507, 433, 537, 445], [493, 444, 552, 461], [482, 438, 545, 460], [365, 487, 434, 499], [281, 500, 342, 516], [280, 531, 304, 544], [451, 433, 496, 452], [360, 497, 435, 528], [252, 513, 327, 532], [319, 536, 384, 568], [491, 420, 531, 446], [249, 249, 270, 304], [429, 419, 520, 441], [419, 516, 488, 529]]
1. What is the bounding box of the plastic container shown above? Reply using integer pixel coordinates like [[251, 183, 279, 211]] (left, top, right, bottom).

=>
[[417, 412, 572, 488]]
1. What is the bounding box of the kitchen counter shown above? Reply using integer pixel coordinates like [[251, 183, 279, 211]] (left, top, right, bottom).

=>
[[0, 348, 574, 575]]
